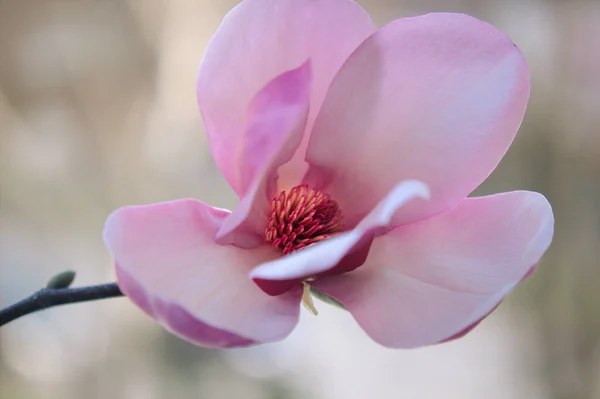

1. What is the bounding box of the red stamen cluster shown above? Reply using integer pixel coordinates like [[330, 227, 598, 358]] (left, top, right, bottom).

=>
[[266, 185, 344, 254]]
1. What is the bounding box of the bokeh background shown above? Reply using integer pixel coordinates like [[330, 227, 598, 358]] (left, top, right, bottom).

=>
[[1, 0, 599, 398]]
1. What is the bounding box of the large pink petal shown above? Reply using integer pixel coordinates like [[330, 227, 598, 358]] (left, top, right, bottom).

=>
[[197, 0, 376, 194], [103, 199, 302, 348], [250, 180, 430, 295], [215, 62, 311, 248], [441, 261, 538, 344], [304, 13, 530, 228], [312, 191, 554, 348]]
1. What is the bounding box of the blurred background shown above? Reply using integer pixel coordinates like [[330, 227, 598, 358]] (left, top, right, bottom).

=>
[[0, 0, 598, 398]]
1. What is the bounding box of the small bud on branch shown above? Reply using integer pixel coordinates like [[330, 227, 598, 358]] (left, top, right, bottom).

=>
[[0, 273, 123, 327]]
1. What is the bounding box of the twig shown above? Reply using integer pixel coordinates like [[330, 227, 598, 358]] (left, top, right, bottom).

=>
[[0, 283, 124, 327]]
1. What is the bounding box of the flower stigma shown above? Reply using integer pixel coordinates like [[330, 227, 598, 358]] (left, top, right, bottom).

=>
[[265, 185, 344, 254]]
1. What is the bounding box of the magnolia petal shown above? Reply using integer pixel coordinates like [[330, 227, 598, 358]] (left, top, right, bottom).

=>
[[441, 261, 537, 343], [215, 62, 312, 247], [312, 191, 554, 348], [304, 13, 530, 228], [197, 0, 376, 193], [250, 180, 430, 295], [116, 267, 257, 348], [103, 199, 302, 348]]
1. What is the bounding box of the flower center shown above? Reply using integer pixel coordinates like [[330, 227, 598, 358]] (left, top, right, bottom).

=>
[[265, 185, 343, 254]]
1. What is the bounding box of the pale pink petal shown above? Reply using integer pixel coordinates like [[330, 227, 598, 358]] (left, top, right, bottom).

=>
[[312, 191, 554, 348], [103, 200, 302, 348], [250, 180, 430, 295], [197, 0, 376, 194], [441, 261, 537, 343], [304, 13, 530, 228], [116, 267, 258, 348], [215, 62, 312, 247]]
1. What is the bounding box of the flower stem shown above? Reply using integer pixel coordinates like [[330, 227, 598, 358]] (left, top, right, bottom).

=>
[[0, 283, 123, 327], [301, 282, 319, 315]]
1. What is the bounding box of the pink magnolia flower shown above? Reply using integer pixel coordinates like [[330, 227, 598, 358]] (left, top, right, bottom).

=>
[[104, 0, 554, 349]]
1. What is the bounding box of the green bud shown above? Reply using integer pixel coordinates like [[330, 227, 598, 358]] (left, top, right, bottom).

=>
[[46, 270, 76, 289]]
